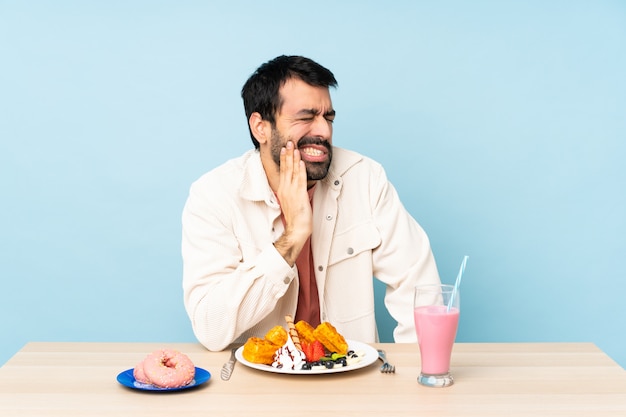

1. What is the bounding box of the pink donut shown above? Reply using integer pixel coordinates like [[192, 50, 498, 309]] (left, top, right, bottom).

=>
[[141, 349, 195, 388], [133, 360, 150, 384]]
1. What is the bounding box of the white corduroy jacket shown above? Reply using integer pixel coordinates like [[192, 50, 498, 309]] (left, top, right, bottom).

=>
[[182, 147, 440, 351]]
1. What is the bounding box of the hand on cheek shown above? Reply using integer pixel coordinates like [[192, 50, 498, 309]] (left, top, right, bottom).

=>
[[274, 141, 312, 266]]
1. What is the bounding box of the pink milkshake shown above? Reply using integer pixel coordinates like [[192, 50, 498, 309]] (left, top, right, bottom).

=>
[[414, 305, 460, 374], [414, 284, 460, 387]]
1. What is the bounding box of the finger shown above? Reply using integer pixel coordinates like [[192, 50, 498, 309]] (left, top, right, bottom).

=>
[[281, 141, 296, 180], [280, 146, 287, 178], [292, 148, 302, 180], [297, 160, 307, 186]]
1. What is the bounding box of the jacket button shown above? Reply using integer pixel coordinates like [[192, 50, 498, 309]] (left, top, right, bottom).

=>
[[326, 215, 333, 220], [347, 247, 354, 255], [283, 277, 290, 284], [318, 265, 324, 271], [334, 180, 340, 186]]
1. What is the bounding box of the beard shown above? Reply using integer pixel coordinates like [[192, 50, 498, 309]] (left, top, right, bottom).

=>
[[270, 129, 333, 181]]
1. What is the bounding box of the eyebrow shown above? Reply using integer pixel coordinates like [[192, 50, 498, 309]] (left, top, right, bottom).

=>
[[296, 109, 336, 118]]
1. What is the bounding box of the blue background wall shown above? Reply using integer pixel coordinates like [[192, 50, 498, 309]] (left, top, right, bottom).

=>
[[2, 1, 625, 367]]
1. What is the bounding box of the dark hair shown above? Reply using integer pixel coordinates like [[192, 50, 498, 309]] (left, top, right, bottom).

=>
[[241, 55, 338, 148]]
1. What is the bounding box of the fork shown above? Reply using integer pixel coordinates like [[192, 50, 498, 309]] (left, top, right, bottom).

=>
[[377, 349, 395, 373], [220, 347, 238, 380]]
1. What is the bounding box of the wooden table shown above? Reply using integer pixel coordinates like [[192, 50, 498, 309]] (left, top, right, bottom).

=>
[[1, 342, 625, 416]]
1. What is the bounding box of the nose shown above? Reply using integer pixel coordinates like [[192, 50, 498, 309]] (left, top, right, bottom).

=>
[[310, 115, 332, 140]]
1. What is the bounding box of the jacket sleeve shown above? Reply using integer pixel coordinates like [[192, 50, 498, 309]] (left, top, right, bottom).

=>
[[368, 163, 441, 342], [181, 179, 296, 351]]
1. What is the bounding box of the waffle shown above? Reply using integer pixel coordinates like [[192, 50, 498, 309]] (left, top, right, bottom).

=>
[[242, 337, 279, 365], [264, 325, 288, 347], [313, 322, 348, 355], [294, 320, 317, 344]]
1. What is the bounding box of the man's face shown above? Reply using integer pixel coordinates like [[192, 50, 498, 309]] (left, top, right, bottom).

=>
[[269, 78, 335, 181]]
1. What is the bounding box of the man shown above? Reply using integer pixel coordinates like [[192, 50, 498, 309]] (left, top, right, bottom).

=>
[[182, 55, 440, 351]]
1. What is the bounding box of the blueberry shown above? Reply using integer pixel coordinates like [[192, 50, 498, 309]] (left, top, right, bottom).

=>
[[301, 363, 312, 370], [324, 361, 335, 369]]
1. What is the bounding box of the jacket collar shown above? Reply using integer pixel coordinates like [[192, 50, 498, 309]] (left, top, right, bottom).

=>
[[320, 147, 363, 191], [239, 150, 275, 204]]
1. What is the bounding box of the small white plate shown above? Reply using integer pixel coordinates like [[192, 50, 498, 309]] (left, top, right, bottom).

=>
[[235, 340, 378, 375]]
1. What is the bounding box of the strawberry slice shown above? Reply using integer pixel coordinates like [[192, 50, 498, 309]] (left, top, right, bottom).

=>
[[301, 340, 327, 362], [301, 341, 313, 362], [310, 340, 325, 362]]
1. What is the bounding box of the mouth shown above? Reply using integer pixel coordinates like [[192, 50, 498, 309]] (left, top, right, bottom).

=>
[[298, 143, 330, 163], [296, 139, 333, 181]]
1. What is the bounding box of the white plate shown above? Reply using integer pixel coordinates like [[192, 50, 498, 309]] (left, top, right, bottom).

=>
[[235, 340, 378, 375]]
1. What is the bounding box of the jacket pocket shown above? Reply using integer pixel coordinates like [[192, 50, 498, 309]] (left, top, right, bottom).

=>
[[327, 221, 381, 266]]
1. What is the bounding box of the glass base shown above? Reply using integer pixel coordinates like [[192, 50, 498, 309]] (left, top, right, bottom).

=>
[[418, 372, 454, 387]]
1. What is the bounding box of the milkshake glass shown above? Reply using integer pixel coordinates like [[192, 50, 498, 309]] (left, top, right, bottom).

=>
[[413, 284, 460, 387]]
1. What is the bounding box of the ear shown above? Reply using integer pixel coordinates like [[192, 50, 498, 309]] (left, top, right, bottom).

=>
[[249, 112, 271, 145]]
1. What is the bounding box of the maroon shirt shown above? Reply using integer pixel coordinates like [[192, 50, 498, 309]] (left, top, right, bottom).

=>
[[277, 187, 321, 327]]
